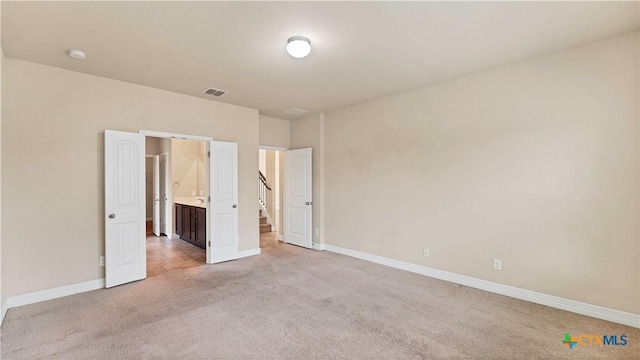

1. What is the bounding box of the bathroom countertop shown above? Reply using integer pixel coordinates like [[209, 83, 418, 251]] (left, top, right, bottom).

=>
[[175, 197, 206, 208]]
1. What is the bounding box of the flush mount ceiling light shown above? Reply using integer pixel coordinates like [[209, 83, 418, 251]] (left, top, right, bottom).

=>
[[286, 36, 311, 58], [67, 49, 86, 60]]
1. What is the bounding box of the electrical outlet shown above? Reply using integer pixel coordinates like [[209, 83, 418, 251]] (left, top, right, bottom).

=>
[[423, 248, 430, 257], [100, 256, 105, 267], [493, 259, 502, 271]]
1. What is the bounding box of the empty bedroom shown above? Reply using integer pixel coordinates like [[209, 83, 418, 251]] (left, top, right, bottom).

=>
[[0, 1, 638, 359]]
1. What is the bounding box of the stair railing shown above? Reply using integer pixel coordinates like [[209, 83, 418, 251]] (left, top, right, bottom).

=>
[[258, 170, 272, 208]]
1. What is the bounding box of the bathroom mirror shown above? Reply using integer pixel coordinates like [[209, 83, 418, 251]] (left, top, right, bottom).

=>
[[171, 139, 207, 198]]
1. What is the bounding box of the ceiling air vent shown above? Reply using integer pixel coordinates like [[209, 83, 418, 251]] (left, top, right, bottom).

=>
[[203, 87, 227, 97], [284, 108, 309, 116]]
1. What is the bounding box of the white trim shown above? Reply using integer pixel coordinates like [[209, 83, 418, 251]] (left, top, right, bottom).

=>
[[1, 298, 8, 326], [169, 233, 180, 240], [312, 243, 325, 251], [237, 248, 261, 259], [139, 130, 213, 142], [259, 145, 289, 151], [278, 235, 284, 241], [324, 244, 640, 329], [6, 279, 105, 309]]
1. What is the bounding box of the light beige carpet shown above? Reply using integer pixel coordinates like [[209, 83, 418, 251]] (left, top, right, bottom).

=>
[[1, 239, 638, 359]]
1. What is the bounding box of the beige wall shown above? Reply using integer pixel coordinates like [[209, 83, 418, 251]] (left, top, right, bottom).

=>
[[2, 59, 260, 298], [171, 139, 202, 198], [197, 141, 206, 197], [145, 157, 154, 219], [323, 32, 640, 314], [159, 138, 171, 156], [259, 115, 290, 149], [290, 113, 325, 245], [145, 136, 160, 156], [265, 150, 276, 219]]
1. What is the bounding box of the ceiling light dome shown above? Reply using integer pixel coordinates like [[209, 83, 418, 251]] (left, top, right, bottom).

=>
[[286, 36, 311, 58]]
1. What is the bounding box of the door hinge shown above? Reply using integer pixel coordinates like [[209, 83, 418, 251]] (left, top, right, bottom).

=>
[[208, 241, 211, 247], [208, 151, 210, 158], [208, 196, 211, 202]]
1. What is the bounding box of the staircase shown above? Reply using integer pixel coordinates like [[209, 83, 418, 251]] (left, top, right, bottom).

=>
[[258, 170, 273, 234], [259, 210, 271, 233]]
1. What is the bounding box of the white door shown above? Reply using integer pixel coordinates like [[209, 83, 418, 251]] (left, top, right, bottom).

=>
[[207, 141, 239, 264], [284, 148, 312, 248], [105, 130, 146, 288], [152, 155, 160, 236], [159, 153, 170, 236]]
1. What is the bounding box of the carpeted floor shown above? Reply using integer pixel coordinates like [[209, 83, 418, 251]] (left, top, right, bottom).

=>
[[1, 233, 638, 359]]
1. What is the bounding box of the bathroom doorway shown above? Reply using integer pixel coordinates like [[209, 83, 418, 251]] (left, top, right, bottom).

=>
[[144, 136, 207, 277], [105, 129, 240, 287]]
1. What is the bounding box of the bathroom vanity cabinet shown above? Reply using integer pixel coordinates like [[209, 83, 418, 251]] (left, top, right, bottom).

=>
[[175, 203, 206, 249]]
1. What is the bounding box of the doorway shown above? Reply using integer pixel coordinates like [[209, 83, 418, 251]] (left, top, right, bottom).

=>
[[258, 148, 283, 249], [105, 129, 240, 288], [145, 136, 207, 277], [257, 146, 314, 250]]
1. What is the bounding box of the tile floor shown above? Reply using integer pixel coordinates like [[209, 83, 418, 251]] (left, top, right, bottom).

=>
[[146, 227, 280, 277], [146, 234, 206, 277]]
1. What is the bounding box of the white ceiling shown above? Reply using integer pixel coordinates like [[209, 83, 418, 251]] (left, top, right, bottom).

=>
[[2, 1, 638, 120]]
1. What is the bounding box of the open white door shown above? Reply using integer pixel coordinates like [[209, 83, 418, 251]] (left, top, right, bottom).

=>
[[207, 141, 239, 264], [152, 155, 161, 236], [159, 153, 170, 236], [105, 130, 146, 288], [284, 148, 312, 248]]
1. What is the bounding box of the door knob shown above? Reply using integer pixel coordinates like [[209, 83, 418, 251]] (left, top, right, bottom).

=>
[[232, 204, 237, 208], [108, 214, 116, 219]]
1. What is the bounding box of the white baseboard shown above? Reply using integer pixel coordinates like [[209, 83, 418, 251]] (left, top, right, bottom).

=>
[[6, 279, 105, 310], [1, 298, 8, 326], [278, 235, 284, 241], [312, 243, 326, 251], [169, 233, 179, 240], [237, 248, 261, 259], [324, 244, 640, 329]]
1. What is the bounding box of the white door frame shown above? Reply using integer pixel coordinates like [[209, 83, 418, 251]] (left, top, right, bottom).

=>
[[138, 129, 213, 257], [159, 152, 170, 236], [259, 146, 288, 241], [145, 154, 161, 236], [152, 155, 161, 236]]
